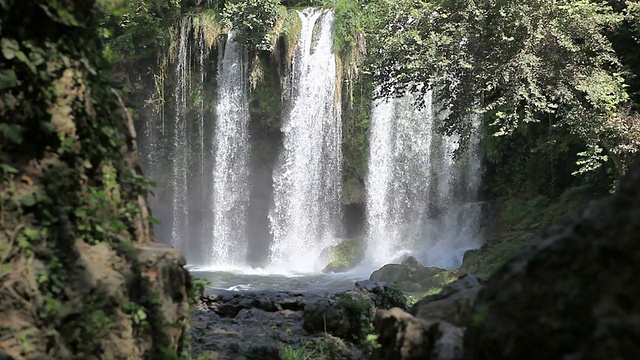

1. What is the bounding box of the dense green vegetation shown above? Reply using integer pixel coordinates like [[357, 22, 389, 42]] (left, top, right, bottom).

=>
[[364, 0, 640, 176], [1, 0, 190, 358]]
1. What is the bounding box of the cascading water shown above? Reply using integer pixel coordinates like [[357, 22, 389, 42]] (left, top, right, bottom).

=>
[[210, 31, 251, 265], [365, 90, 482, 269], [138, 18, 252, 267], [170, 17, 191, 250], [268, 8, 342, 271]]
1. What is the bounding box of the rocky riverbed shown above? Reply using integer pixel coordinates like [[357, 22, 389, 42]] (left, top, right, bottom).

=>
[[188, 276, 483, 360]]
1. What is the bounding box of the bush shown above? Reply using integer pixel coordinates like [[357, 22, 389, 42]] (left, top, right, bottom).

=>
[[222, 0, 283, 51]]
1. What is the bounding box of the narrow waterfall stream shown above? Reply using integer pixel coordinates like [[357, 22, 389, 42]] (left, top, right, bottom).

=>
[[210, 31, 251, 266], [365, 91, 483, 269], [170, 17, 192, 251], [268, 8, 343, 271]]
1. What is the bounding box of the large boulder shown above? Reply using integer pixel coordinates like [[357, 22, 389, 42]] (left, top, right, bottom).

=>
[[303, 292, 374, 341], [322, 237, 365, 273], [464, 162, 640, 360], [409, 275, 483, 327], [369, 257, 459, 292]]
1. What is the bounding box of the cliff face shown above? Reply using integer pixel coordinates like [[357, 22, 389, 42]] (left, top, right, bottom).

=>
[[0, 1, 190, 359]]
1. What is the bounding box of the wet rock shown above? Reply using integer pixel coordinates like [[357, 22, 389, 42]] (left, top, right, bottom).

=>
[[463, 162, 640, 360], [321, 237, 365, 273]]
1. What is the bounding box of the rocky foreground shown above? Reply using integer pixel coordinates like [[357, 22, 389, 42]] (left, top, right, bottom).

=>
[[189, 277, 482, 360], [190, 162, 640, 360]]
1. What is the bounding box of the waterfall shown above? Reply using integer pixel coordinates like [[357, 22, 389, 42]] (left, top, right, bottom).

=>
[[268, 8, 342, 271], [138, 18, 252, 266], [365, 90, 482, 269], [170, 17, 191, 250], [210, 31, 251, 265]]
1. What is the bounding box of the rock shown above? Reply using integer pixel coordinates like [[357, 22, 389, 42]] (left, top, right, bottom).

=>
[[401, 256, 422, 268], [370, 263, 413, 283], [303, 298, 352, 337], [137, 243, 190, 351], [304, 291, 375, 342], [322, 237, 365, 273], [464, 161, 640, 360], [409, 275, 483, 327], [373, 308, 463, 360], [369, 259, 459, 293], [191, 284, 405, 358], [355, 280, 408, 310]]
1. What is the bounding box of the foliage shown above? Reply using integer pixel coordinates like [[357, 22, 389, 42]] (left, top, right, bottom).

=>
[[364, 0, 640, 176], [333, 0, 368, 63], [222, 0, 284, 51], [377, 283, 408, 311], [341, 75, 372, 186], [278, 8, 303, 66], [0, 0, 186, 358], [193, 8, 226, 49], [100, 0, 182, 61], [281, 0, 334, 7], [189, 277, 211, 306], [280, 337, 350, 360], [334, 293, 374, 342]]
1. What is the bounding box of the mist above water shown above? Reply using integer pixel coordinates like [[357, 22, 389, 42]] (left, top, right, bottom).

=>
[[365, 90, 482, 269]]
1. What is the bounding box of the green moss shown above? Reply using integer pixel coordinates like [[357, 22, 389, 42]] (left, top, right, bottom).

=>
[[192, 9, 225, 49], [323, 237, 364, 273], [279, 9, 302, 65], [462, 185, 595, 279], [335, 293, 374, 342], [429, 271, 459, 288], [249, 55, 282, 129], [460, 240, 532, 278]]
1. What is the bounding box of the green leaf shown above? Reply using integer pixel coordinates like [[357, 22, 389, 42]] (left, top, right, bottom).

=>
[[24, 228, 40, 240], [18, 237, 30, 248], [0, 69, 17, 89], [0, 164, 18, 173], [0, 123, 24, 144], [20, 193, 37, 207], [15, 50, 36, 73], [74, 208, 87, 218], [1, 38, 19, 60]]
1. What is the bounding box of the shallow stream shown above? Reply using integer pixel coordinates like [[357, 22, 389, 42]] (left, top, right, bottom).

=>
[[189, 266, 373, 292]]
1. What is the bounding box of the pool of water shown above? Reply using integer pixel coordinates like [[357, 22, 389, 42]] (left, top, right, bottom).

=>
[[189, 266, 374, 292]]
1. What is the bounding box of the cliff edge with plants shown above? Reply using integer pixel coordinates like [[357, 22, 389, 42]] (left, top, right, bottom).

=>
[[0, 0, 190, 358]]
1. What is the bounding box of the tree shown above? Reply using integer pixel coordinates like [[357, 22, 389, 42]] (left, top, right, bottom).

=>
[[365, 0, 640, 175]]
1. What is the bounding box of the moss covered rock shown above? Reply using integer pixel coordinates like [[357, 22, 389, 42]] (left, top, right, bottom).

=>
[[322, 236, 365, 273], [369, 257, 459, 293]]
